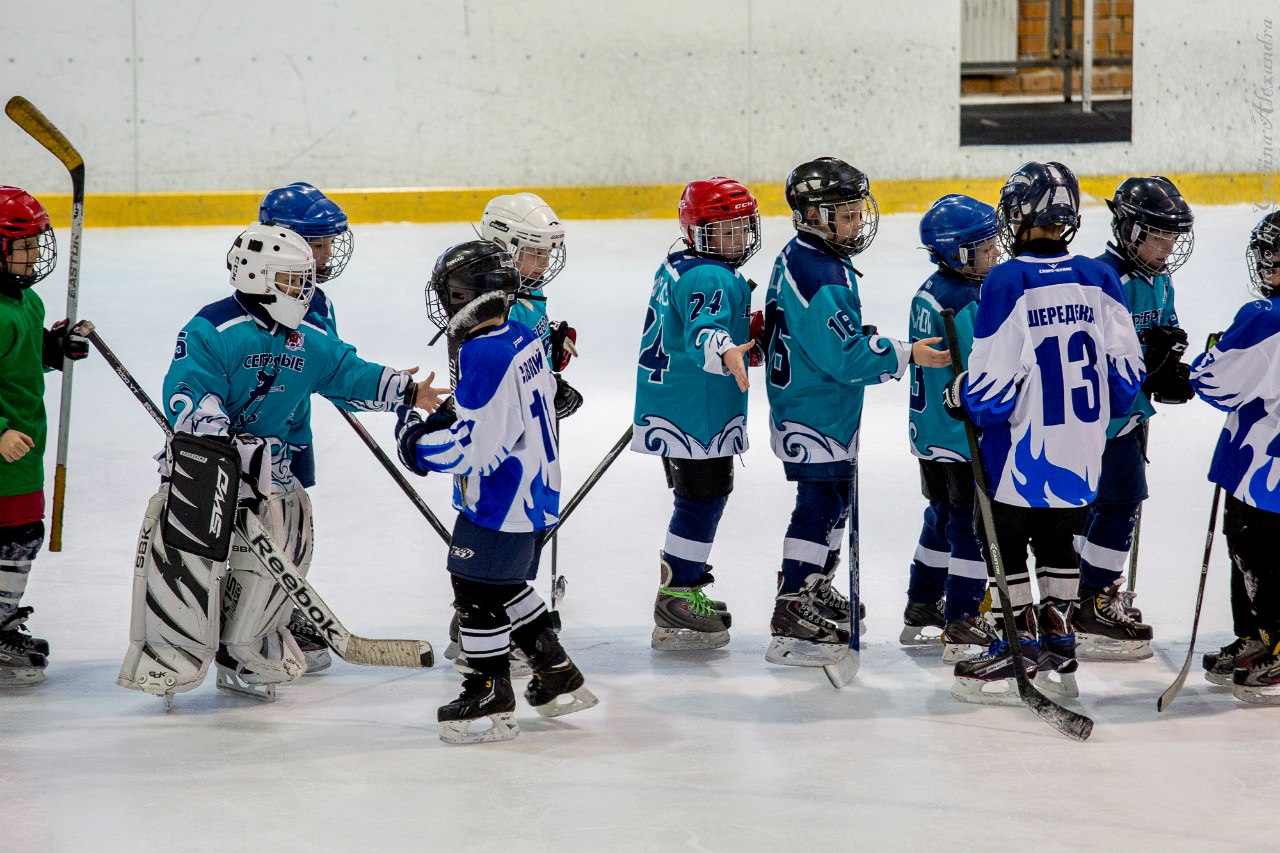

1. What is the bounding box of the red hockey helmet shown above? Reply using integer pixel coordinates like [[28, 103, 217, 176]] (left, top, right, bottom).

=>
[[678, 177, 761, 267], [0, 186, 56, 290]]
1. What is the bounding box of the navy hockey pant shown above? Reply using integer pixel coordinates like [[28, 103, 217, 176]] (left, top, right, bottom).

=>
[[661, 457, 733, 587], [908, 461, 986, 621], [1078, 426, 1148, 594], [778, 461, 852, 596]]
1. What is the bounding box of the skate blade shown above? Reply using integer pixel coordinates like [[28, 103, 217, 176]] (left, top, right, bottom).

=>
[[0, 666, 45, 687], [899, 624, 943, 646], [823, 649, 860, 688], [215, 669, 276, 702], [439, 712, 520, 744], [1076, 634, 1153, 661], [534, 686, 599, 718], [1232, 684, 1280, 705], [942, 642, 984, 664], [650, 626, 730, 651], [303, 649, 332, 675], [1034, 670, 1079, 699], [451, 657, 533, 679], [443, 640, 461, 661], [766, 636, 849, 668], [951, 676, 1024, 707], [1204, 671, 1236, 687]]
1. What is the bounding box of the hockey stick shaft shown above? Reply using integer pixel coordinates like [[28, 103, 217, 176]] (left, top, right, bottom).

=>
[[1127, 423, 1150, 594], [335, 406, 450, 544], [1156, 484, 1222, 712], [7, 97, 86, 552], [942, 310, 1093, 741], [542, 424, 632, 545], [850, 461, 861, 652], [86, 325, 434, 668]]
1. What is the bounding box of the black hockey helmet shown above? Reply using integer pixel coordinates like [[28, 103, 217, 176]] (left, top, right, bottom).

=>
[[426, 240, 521, 332], [785, 157, 879, 257], [996, 161, 1081, 252], [1247, 210, 1280, 298], [1106, 176, 1195, 275]]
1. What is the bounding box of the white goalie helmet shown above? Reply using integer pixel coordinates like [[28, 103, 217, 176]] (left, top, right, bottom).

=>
[[479, 192, 566, 292], [227, 223, 317, 330]]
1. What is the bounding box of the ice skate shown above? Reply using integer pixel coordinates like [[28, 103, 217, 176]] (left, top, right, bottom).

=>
[[942, 614, 997, 663], [215, 667, 275, 702], [0, 610, 47, 687], [651, 559, 730, 651], [951, 610, 1038, 706], [1033, 603, 1079, 699], [766, 577, 850, 668], [900, 598, 944, 645], [805, 567, 852, 630], [1231, 635, 1280, 705], [1073, 581, 1153, 661], [523, 629, 597, 718], [1203, 635, 1268, 686], [438, 672, 519, 744], [0, 606, 49, 656], [288, 609, 332, 675]]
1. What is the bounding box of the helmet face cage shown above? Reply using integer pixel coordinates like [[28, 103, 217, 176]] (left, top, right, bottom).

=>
[[227, 228, 317, 328], [797, 193, 879, 257], [0, 227, 57, 288], [688, 212, 761, 268], [509, 239, 566, 294], [309, 228, 354, 283], [1248, 217, 1280, 298], [954, 235, 1006, 283], [1114, 212, 1194, 276]]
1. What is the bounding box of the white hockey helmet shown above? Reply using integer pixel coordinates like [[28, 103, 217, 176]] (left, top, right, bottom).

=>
[[226, 223, 316, 330], [479, 192, 566, 292]]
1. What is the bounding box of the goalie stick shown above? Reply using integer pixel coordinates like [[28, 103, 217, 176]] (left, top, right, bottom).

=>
[[82, 321, 434, 669], [6, 96, 85, 551], [942, 309, 1093, 741], [1156, 485, 1222, 712]]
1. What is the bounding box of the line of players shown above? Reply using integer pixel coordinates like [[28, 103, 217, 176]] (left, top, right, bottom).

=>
[[0, 167, 1278, 740]]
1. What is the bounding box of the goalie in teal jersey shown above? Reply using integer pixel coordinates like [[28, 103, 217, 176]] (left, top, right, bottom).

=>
[[763, 158, 951, 668], [632, 177, 763, 652]]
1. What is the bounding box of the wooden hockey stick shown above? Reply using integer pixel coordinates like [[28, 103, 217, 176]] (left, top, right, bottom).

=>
[[83, 322, 433, 668], [1157, 485, 1222, 712], [6, 96, 85, 551]]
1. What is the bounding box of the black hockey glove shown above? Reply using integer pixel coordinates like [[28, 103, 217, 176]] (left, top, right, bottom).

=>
[[1141, 325, 1188, 393], [1149, 361, 1194, 404], [42, 319, 89, 371], [553, 373, 583, 419], [942, 372, 970, 422], [861, 324, 878, 337], [394, 405, 435, 477], [548, 320, 578, 372]]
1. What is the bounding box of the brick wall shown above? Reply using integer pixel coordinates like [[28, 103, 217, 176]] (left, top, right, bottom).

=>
[[961, 0, 1133, 97]]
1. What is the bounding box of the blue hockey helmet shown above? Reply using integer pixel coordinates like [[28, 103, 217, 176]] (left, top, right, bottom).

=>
[[919, 194, 1001, 282], [995, 162, 1080, 252], [258, 182, 353, 282]]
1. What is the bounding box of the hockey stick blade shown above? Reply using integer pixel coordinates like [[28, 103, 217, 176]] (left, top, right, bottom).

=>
[[5, 97, 85, 173], [823, 650, 860, 688], [1157, 485, 1222, 712], [238, 511, 434, 669]]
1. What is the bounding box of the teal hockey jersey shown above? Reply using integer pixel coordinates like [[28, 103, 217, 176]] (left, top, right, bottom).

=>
[[908, 268, 980, 461]]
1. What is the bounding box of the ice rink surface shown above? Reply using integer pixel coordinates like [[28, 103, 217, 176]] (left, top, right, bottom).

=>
[[4, 206, 1274, 853]]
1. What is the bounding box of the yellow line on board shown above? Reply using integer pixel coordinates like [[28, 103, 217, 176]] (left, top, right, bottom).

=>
[[26, 173, 1271, 228]]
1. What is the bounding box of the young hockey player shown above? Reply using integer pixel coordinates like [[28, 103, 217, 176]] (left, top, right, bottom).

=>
[[903, 194, 1002, 661], [1191, 211, 1280, 704], [943, 162, 1145, 704], [763, 157, 951, 668], [1074, 176, 1195, 661], [258, 181, 357, 672], [632, 177, 762, 652], [117, 222, 436, 705], [0, 187, 88, 686], [396, 240, 596, 744]]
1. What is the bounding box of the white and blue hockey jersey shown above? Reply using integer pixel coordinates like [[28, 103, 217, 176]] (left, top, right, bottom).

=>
[[164, 294, 408, 490], [632, 251, 752, 459], [765, 234, 910, 463], [1190, 296, 1280, 513], [409, 320, 561, 533], [908, 268, 980, 462], [960, 249, 1145, 508]]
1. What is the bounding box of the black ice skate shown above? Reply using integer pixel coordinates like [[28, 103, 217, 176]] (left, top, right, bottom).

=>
[[942, 614, 997, 663], [652, 558, 731, 651], [288, 609, 332, 675], [951, 609, 1038, 706], [0, 608, 48, 687], [1034, 603, 1079, 699], [1231, 634, 1280, 705], [1073, 581, 1153, 661], [766, 578, 850, 668], [523, 629, 597, 718], [900, 598, 945, 645], [438, 672, 519, 744], [1203, 635, 1268, 686]]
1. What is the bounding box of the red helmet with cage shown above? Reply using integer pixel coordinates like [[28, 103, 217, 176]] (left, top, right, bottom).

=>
[[0, 186, 57, 290], [677, 177, 761, 267]]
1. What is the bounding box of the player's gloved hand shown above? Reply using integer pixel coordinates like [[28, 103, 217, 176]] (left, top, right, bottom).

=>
[[231, 435, 273, 505], [861, 324, 878, 337], [748, 310, 766, 367], [548, 321, 578, 372], [942, 372, 970, 422], [424, 396, 457, 432], [554, 373, 583, 419], [42, 319, 89, 370], [394, 405, 436, 476], [1141, 325, 1189, 394], [1150, 361, 1194, 404]]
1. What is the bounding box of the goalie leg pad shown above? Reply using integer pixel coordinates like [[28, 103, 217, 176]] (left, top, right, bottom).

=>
[[117, 490, 224, 698], [220, 487, 312, 686]]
